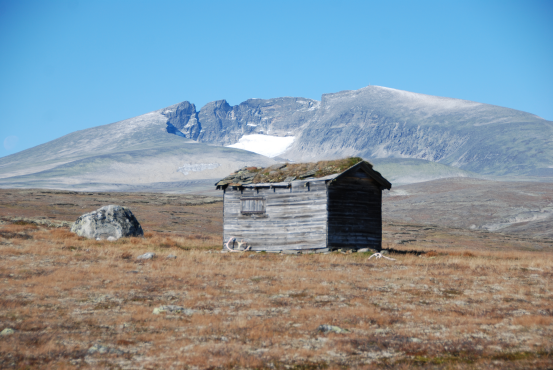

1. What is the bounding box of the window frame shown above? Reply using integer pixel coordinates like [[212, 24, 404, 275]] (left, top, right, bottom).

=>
[[240, 196, 266, 215]]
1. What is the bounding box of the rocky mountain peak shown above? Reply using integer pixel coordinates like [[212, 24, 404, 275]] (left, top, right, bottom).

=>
[[155, 85, 552, 178], [162, 101, 199, 139]]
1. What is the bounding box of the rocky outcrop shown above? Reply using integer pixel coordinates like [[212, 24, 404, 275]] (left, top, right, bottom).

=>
[[162, 101, 201, 139], [70, 205, 143, 240], [166, 97, 319, 146]]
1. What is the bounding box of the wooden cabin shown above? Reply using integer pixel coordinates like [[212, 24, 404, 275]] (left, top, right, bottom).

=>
[[215, 158, 392, 252]]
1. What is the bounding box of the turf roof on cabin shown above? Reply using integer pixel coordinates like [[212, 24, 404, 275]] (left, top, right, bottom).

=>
[[215, 157, 368, 187]]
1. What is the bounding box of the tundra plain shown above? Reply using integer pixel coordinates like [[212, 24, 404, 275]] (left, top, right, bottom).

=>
[[1, 188, 552, 369]]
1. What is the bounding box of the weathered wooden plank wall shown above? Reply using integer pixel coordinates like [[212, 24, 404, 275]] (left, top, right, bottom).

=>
[[223, 181, 328, 251], [327, 168, 383, 250]]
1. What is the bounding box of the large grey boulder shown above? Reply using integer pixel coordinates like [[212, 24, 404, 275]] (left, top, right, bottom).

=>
[[71, 205, 143, 240]]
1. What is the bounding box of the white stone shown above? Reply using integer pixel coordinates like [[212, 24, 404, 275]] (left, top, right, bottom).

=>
[[137, 252, 155, 260], [71, 205, 143, 240], [0, 328, 15, 336]]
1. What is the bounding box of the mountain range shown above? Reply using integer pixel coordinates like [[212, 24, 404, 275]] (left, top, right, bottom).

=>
[[1, 85, 552, 192]]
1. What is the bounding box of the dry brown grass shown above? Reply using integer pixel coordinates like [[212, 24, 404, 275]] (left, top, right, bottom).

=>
[[1, 190, 553, 369], [1, 224, 552, 369]]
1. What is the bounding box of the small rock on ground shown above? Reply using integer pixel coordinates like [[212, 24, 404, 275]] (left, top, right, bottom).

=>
[[152, 305, 195, 315], [88, 344, 124, 355], [317, 324, 350, 334], [357, 248, 378, 253], [137, 252, 155, 260], [0, 328, 15, 336]]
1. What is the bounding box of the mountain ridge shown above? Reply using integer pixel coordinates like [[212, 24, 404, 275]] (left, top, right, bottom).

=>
[[1, 85, 552, 192], [162, 85, 553, 177]]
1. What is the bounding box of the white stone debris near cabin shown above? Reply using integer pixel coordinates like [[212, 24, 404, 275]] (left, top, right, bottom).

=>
[[215, 158, 392, 253]]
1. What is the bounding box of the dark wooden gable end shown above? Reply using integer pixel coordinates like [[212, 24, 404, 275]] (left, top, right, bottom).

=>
[[218, 161, 391, 252], [327, 162, 391, 250]]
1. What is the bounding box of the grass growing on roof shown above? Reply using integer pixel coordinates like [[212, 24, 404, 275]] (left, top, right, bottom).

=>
[[220, 157, 365, 185]]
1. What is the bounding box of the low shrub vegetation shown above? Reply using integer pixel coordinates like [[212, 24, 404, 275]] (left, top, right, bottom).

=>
[[0, 190, 552, 369]]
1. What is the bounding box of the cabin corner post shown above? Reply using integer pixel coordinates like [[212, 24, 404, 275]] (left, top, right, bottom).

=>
[[325, 183, 330, 251], [222, 187, 226, 249], [377, 187, 383, 251]]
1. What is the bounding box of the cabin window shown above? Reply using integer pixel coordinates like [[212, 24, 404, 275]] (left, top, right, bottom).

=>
[[240, 197, 266, 214]]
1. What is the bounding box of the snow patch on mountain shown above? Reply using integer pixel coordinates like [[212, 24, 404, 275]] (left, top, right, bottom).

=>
[[375, 86, 482, 111], [177, 163, 220, 176], [227, 134, 295, 158]]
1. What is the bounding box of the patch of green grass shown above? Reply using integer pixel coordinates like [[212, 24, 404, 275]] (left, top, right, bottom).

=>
[[290, 363, 329, 370], [406, 350, 551, 366], [94, 302, 118, 310], [409, 353, 476, 365], [289, 291, 310, 299], [443, 289, 463, 297], [491, 351, 547, 361], [256, 361, 329, 370], [12, 220, 37, 226], [250, 276, 273, 283]]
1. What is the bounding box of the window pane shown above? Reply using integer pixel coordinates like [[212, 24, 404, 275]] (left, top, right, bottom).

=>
[[241, 197, 265, 214]]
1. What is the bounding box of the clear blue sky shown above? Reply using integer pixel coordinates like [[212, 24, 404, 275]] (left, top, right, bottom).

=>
[[1, 0, 552, 157]]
